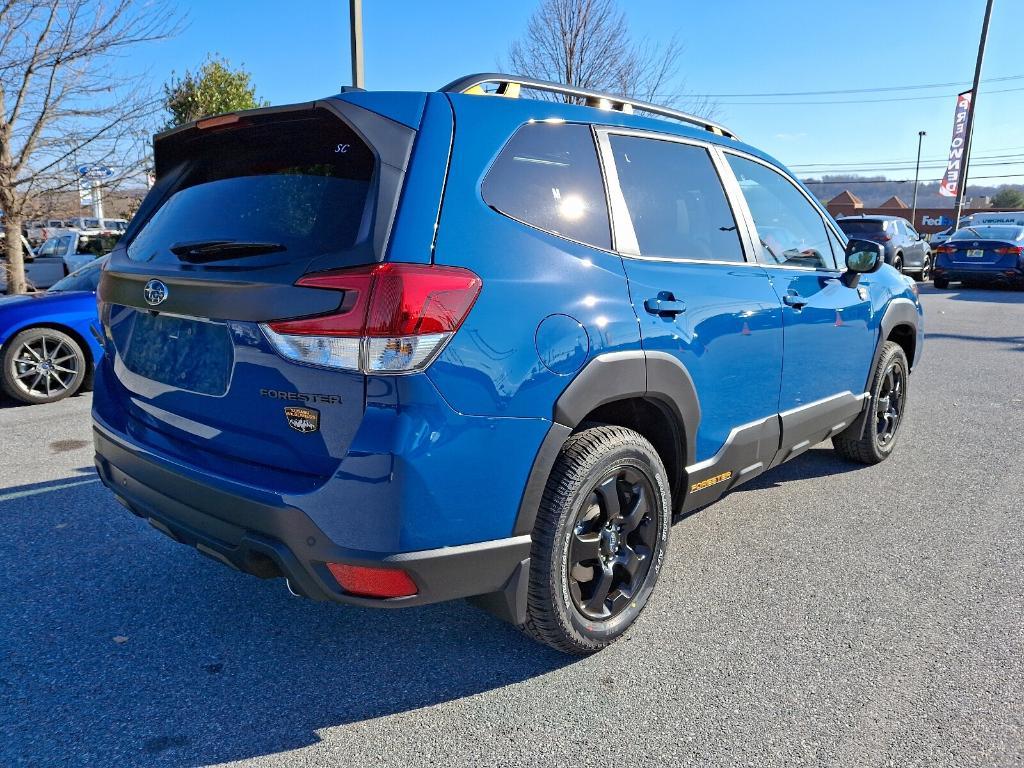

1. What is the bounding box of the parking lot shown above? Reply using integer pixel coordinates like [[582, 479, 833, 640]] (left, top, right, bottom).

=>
[[0, 285, 1020, 767]]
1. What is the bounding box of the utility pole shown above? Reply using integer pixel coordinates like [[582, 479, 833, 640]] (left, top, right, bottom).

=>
[[911, 130, 926, 227], [954, 0, 995, 225], [349, 0, 365, 89]]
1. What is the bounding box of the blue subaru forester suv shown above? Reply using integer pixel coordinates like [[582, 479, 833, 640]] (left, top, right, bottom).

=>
[[93, 74, 923, 654]]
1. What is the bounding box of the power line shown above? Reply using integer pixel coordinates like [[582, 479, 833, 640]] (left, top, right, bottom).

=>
[[795, 159, 1024, 174], [802, 173, 1024, 185], [791, 151, 1024, 170], [702, 85, 1024, 106], [662, 73, 1024, 99]]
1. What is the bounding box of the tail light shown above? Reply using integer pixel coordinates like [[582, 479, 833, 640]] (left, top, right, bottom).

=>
[[994, 246, 1023, 255], [935, 245, 956, 254], [326, 562, 418, 598], [261, 263, 481, 373], [877, 234, 892, 242]]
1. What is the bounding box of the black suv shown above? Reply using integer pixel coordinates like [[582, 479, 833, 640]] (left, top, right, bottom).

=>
[[836, 215, 932, 280]]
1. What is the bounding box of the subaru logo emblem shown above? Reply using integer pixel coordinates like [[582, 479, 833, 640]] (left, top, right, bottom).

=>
[[143, 279, 168, 306]]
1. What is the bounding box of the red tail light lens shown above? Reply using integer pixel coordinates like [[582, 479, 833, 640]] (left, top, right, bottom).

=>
[[935, 245, 956, 254], [326, 563, 418, 598], [994, 246, 1023, 255], [878, 234, 892, 242], [261, 263, 481, 373]]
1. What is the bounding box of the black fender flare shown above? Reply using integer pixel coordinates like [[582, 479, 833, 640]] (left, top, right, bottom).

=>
[[512, 350, 701, 536], [868, 297, 920, 387]]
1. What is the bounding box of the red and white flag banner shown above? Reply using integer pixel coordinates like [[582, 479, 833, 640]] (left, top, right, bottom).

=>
[[938, 90, 972, 198]]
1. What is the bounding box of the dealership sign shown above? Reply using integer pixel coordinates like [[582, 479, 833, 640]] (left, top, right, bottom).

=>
[[938, 91, 972, 198]]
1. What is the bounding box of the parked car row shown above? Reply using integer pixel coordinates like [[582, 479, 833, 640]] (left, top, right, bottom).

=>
[[835, 215, 933, 281], [835, 211, 1024, 291], [23, 217, 128, 246]]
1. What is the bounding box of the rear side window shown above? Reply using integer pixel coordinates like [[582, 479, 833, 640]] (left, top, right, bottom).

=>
[[129, 111, 374, 262], [482, 123, 611, 250], [609, 135, 745, 262]]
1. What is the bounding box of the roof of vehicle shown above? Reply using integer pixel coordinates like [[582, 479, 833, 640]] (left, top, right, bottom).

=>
[[836, 215, 907, 223], [338, 74, 789, 173]]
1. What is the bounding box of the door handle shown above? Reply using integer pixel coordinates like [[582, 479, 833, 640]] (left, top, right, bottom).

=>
[[782, 292, 808, 309], [644, 293, 686, 317]]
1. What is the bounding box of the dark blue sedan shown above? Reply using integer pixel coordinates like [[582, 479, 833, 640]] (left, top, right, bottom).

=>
[[0, 257, 105, 404], [932, 225, 1024, 289]]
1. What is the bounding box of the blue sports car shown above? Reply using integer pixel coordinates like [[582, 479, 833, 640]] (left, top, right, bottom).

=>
[[0, 257, 105, 404]]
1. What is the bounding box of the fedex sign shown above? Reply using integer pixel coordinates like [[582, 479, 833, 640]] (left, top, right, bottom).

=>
[[939, 91, 972, 198]]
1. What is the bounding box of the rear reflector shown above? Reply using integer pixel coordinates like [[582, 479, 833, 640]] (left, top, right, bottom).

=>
[[261, 263, 481, 373], [326, 563, 418, 598]]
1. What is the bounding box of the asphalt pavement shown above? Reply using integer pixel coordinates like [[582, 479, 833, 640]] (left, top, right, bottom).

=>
[[1, 285, 1022, 767]]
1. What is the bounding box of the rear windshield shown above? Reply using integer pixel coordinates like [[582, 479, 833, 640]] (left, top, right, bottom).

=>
[[951, 225, 1024, 241], [837, 220, 888, 236], [128, 111, 374, 263]]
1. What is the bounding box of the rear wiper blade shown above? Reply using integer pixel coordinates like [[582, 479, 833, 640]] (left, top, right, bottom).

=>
[[169, 240, 286, 262]]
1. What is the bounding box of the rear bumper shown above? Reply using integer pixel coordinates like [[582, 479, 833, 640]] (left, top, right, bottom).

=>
[[933, 266, 1024, 284], [93, 422, 531, 611]]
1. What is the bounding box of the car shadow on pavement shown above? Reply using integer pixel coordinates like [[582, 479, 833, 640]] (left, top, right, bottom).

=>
[[733, 446, 869, 493], [0, 477, 572, 766], [925, 332, 1024, 350]]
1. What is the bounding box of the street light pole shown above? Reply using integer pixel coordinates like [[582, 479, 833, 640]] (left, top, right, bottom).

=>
[[349, 0, 365, 89], [911, 130, 926, 227], [954, 0, 996, 225]]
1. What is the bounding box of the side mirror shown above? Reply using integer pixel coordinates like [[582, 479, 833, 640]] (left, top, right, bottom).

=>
[[841, 238, 883, 287]]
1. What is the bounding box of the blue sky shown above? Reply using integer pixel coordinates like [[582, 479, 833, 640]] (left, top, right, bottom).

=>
[[133, 0, 1024, 184]]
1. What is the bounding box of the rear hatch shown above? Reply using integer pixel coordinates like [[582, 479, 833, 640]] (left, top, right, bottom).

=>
[[98, 99, 419, 491]]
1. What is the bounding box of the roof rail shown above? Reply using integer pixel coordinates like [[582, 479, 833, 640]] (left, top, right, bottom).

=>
[[440, 72, 738, 140]]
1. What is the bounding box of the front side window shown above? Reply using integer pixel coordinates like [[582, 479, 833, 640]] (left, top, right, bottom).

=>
[[482, 122, 611, 250], [727, 154, 838, 270], [609, 135, 744, 262]]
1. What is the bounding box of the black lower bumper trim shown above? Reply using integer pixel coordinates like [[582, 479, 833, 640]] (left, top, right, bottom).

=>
[[93, 425, 532, 609]]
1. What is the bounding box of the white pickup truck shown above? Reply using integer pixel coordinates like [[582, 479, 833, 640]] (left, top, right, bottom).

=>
[[0, 237, 69, 293]]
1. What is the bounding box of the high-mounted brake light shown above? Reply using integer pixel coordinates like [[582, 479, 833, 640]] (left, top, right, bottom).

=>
[[196, 114, 242, 130], [261, 263, 481, 373]]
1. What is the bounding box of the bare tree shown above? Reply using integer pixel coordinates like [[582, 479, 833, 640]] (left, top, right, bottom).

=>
[[0, 0, 179, 294], [506, 0, 712, 114]]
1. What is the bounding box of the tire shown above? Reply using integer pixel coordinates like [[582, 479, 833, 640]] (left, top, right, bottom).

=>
[[892, 253, 904, 274], [833, 341, 909, 465], [933, 276, 949, 289], [519, 425, 671, 655], [1, 328, 87, 404], [917, 254, 932, 282]]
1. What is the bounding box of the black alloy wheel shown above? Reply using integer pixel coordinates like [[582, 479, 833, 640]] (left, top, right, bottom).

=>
[[568, 467, 658, 621], [875, 359, 905, 447]]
